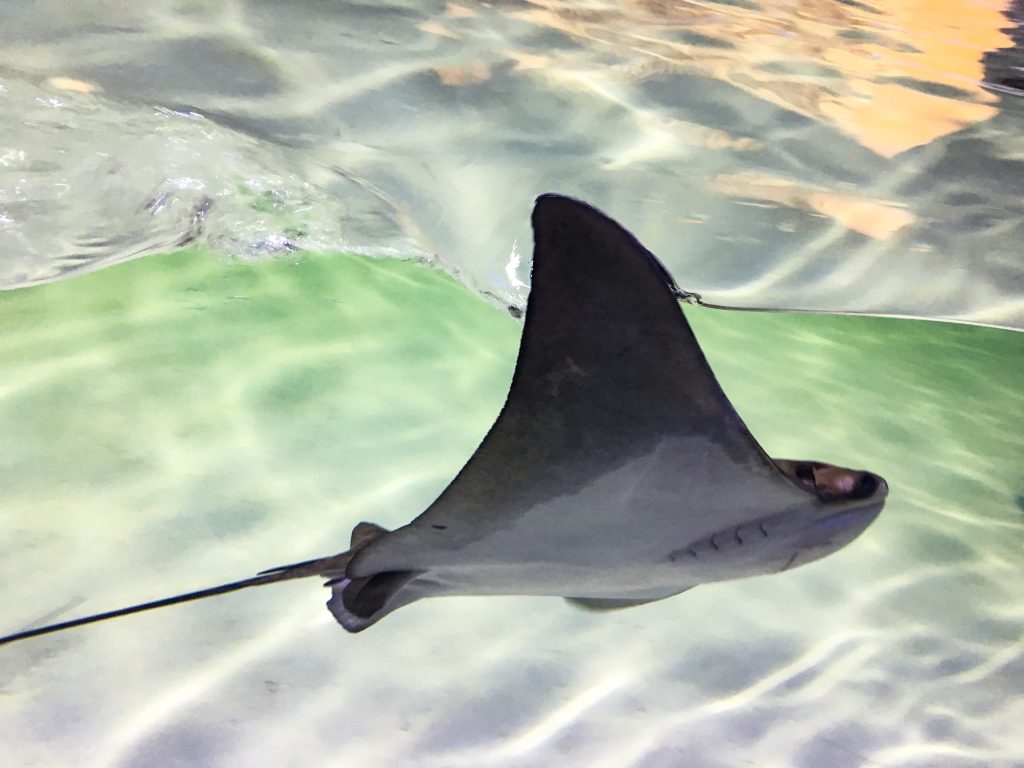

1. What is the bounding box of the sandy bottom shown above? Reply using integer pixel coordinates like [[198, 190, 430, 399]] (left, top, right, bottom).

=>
[[0, 249, 1021, 767]]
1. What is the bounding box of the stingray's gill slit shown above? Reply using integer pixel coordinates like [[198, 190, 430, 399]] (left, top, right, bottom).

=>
[[0, 194, 888, 647]]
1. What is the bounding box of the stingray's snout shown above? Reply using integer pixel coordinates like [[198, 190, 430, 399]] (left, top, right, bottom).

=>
[[775, 459, 887, 504], [848, 471, 887, 501]]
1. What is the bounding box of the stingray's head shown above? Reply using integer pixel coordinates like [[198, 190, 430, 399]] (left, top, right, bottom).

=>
[[672, 459, 887, 580], [766, 459, 888, 572]]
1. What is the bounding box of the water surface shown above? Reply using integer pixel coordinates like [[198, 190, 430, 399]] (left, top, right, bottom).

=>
[[1, 0, 1023, 327]]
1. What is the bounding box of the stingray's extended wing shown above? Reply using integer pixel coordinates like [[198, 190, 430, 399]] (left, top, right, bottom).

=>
[[351, 194, 815, 575]]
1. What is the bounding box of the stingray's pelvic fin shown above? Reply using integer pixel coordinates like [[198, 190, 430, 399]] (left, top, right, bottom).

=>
[[326, 570, 421, 632], [323, 522, 424, 632], [565, 597, 663, 611], [565, 587, 696, 612]]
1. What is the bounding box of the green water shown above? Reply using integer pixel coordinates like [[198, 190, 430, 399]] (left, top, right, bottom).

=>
[[0, 249, 517, 579], [1, 248, 1021, 766]]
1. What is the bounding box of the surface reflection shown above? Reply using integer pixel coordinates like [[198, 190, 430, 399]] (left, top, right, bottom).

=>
[[0, 0, 1021, 329], [515, 0, 1011, 156]]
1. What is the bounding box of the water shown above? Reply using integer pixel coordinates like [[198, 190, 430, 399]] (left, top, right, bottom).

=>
[[1, 248, 1021, 766], [1, 1, 1022, 766]]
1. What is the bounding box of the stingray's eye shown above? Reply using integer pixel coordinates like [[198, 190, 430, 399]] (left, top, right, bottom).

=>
[[849, 473, 878, 500], [795, 463, 815, 484]]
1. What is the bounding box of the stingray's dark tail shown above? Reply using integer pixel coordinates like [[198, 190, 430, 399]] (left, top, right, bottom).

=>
[[0, 551, 351, 647]]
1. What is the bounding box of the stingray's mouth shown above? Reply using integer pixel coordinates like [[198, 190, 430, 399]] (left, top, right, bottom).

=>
[[778, 502, 884, 572]]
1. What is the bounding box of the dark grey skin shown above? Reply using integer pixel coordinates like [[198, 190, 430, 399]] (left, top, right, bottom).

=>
[[0, 194, 886, 645]]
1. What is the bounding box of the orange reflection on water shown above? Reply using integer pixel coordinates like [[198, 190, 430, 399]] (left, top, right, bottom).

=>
[[514, 0, 1012, 157], [711, 172, 916, 239]]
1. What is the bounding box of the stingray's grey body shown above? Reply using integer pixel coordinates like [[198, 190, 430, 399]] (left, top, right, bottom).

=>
[[325, 194, 887, 631], [0, 193, 887, 646]]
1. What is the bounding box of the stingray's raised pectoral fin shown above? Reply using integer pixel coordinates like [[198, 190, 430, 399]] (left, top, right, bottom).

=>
[[352, 192, 821, 581]]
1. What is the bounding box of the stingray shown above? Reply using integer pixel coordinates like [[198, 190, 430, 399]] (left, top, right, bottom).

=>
[[0, 194, 887, 645]]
